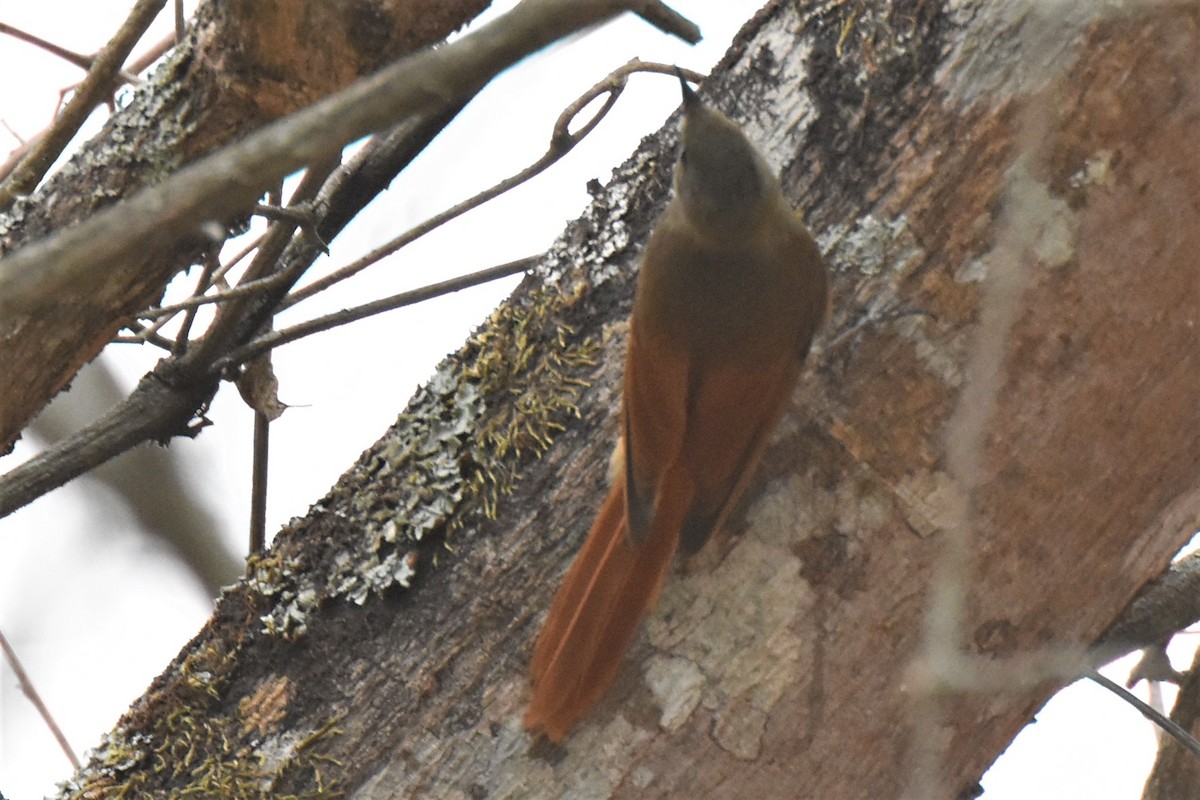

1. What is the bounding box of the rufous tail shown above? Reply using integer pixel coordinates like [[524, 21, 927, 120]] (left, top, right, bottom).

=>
[[525, 482, 681, 741]]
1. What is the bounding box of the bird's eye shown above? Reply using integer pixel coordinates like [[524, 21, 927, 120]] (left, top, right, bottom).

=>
[[679, 148, 689, 165]]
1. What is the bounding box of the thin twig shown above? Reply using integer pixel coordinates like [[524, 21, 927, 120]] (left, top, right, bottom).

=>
[[210, 64, 690, 369], [0, 0, 168, 206], [0, 164, 332, 520], [211, 233, 269, 288], [139, 265, 290, 322], [0, 359, 221, 520], [143, 63, 683, 407], [254, 202, 314, 227], [1, 119, 24, 146], [1086, 668, 1200, 762], [0, 629, 80, 770], [0, 0, 700, 314], [118, 319, 177, 351], [126, 30, 176, 76], [284, 60, 698, 308], [220, 256, 539, 370], [250, 409, 269, 552], [184, 161, 339, 368], [0, 22, 94, 69], [0, 2, 701, 519], [634, 1, 701, 41], [152, 114, 471, 339], [0, 29, 176, 182], [254, 202, 328, 251], [174, 245, 224, 354]]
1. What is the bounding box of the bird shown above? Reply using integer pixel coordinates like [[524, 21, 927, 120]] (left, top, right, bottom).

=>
[[524, 73, 829, 742]]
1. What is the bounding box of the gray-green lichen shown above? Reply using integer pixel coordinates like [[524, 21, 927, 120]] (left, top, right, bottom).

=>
[[820, 212, 921, 280], [541, 148, 650, 289], [249, 272, 603, 637], [1, 33, 197, 247], [242, 77, 652, 641]]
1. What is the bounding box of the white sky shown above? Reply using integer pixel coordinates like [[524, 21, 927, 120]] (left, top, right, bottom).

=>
[[0, 1, 1184, 798]]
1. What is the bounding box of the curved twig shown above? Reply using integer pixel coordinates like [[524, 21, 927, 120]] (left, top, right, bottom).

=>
[[0, 0, 698, 314], [1086, 668, 1200, 762], [284, 59, 699, 308], [0, 5, 701, 520]]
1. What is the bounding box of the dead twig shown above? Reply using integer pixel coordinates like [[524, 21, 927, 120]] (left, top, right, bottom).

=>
[[285, 59, 699, 307], [0, 628, 80, 770], [221, 255, 540, 369], [0, 2, 700, 522], [0, 0, 168, 205]]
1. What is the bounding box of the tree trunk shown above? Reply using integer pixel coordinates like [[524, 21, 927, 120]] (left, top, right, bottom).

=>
[[55, 1, 1200, 798], [0, 0, 488, 453], [1143, 645, 1200, 799]]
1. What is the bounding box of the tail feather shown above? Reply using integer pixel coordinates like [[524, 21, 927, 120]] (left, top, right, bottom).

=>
[[525, 482, 682, 741], [528, 488, 628, 687]]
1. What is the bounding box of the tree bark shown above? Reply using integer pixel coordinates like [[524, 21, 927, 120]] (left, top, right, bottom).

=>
[[54, 1, 1200, 798], [1143, 647, 1200, 799], [0, 0, 488, 453]]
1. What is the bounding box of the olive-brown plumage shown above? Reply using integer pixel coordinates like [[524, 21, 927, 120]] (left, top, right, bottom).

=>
[[525, 78, 828, 742]]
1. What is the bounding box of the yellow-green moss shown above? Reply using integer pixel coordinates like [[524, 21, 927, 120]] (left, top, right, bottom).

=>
[[251, 274, 601, 637], [456, 284, 599, 525], [61, 641, 343, 800]]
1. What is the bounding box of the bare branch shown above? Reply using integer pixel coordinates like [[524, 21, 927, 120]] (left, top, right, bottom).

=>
[[249, 409, 269, 552], [285, 59, 697, 307], [172, 246, 224, 354], [115, 319, 176, 351], [0, 0, 698, 316], [221, 255, 540, 369], [0, 22, 94, 70], [0, 362, 221, 519], [0, 64, 484, 517], [0, 9, 698, 537], [0, 0, 168, 205], [0, 162, 331, 519], [1092, 550, 1200, 665], [0, 29, 176, 183], [632, 0, 701, 43], [1085, 668, 1200, 762], [137, 258, 284, 321], [125, 30, 175, 76], [202, 62, 688, 367], [182, 162, 338, 365], [129, 62, 688, 371], [1144, 645, 1200, 796], [0, 629, 79, 770]]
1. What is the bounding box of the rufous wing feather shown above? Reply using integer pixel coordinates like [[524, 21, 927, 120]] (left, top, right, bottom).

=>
[[622, 322, 689, 544], [525, 322, 693, 741], [524, 79, 828, 743], [676, 356, 801, 553]]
